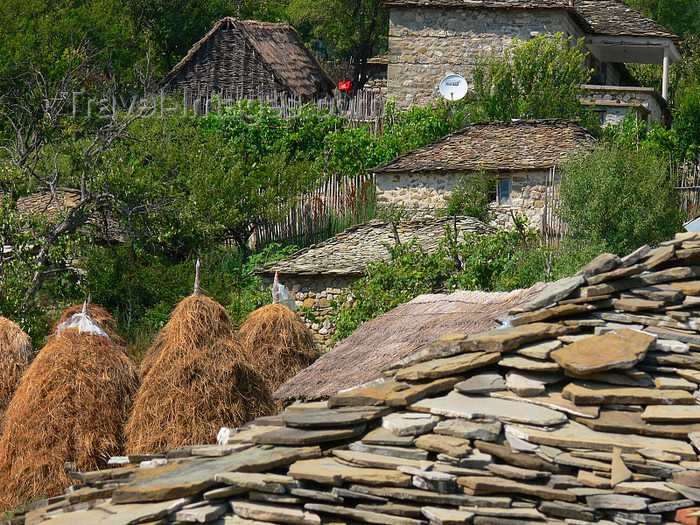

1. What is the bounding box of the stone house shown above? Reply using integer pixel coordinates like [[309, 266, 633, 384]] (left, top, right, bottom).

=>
[[253, 216, 495, 348], [163, 18, 335, 100], [385, 0, 680, 125], [371, 118, 596, 229]]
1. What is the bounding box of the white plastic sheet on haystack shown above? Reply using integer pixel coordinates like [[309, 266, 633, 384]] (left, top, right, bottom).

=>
[[272, 271, 296, 311], [55, 301, 109, 339]]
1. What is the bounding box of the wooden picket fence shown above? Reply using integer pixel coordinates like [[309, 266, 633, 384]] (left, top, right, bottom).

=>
[[250, 173, 377, 249], [541, 166, 568, 247], [673, 160, 700, 222], [183, 88, 386, 132]]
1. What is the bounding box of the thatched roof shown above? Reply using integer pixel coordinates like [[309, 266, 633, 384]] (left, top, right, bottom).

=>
[[163, 17, 335, 98], [372, 119, 595, 175], [274, 284, 546, 401], [253, 217, 496, 279]]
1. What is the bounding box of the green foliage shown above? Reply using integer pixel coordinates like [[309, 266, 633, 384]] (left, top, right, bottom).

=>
[[288, 0, 388, 85], [80, 241, 297, 353], [559, 143, 684, 255], [326, 99, 470, 176], [625, 0, 700, 39], [441, 172, 496, 222], [332, 240, 453, 342], [331, 226, 552, 342], [471, 34, 594, 125]]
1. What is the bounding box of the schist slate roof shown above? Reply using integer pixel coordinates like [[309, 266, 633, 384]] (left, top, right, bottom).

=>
[[572, 0, 678, 41], [163, 18, 335, 98], [274, 285, 547, 402], [383, 0, 679, 42], [372, 119, 595, 174], [27, 231, 700, 525], [253, 217, 496, 278]]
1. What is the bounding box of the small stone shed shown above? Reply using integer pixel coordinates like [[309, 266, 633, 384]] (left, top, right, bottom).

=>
[[163, 18, 335, 100], [253, 216, 495, 347], [372, 119, 596, 229]]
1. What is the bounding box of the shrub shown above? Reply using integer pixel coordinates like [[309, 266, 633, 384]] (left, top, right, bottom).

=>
[[559, 144, 683, 254], [441, 172, 496, 222]]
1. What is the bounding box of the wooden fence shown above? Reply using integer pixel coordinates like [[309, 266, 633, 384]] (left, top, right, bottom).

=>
[[183, 88, 386, 132], [250, 173, 376, 249], [673, 160, 700, 222], [541, 166, 568, 247]]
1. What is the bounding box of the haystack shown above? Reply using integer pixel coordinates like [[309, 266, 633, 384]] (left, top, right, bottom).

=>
[[54, 303, 124, 345], [0, 306, 138, 507], [238, 303, 318, 392], [126, 294, 276, 454], [0, 317, 32, 413]]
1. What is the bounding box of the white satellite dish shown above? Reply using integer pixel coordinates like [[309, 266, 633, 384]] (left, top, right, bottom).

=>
[[439, 74, 468, 101]]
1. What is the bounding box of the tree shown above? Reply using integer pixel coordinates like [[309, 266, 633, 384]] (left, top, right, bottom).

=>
[[626, 0, 700, 39], [471, 34, 593, 124], [287, 0, 388, 89], [559, 144, 683, 255]]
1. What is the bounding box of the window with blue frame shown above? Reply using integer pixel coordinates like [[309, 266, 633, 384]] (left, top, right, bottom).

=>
[[498, 178, 511, 205]]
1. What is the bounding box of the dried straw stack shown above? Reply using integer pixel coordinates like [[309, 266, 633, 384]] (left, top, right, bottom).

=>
[[0, 317, 32, 413], [0, 305, 138, 507], [238, 303, 318, 392], [126, 294, 276, 454]]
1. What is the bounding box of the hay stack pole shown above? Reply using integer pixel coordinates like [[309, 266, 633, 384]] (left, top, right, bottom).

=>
[[0, 317, 32, 413], [126, 261, 275, 454], [0, 302, 138, 507], [238, 274, 318, 393]]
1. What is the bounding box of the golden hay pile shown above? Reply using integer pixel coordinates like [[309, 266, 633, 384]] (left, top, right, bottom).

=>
[[0, 318, 33, 413], [238, 303, 318, 392], [126, 294, 276, 454], [0, 313, 138, 507]]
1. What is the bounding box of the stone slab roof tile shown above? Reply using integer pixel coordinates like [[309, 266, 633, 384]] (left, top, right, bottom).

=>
[[372, 119, 596, 174], [253, 217, 496, 277]]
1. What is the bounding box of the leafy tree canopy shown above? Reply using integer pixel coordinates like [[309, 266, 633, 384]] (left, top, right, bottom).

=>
[[471, 34, 594, 126]]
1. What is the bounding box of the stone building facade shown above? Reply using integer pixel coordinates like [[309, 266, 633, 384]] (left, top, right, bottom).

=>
[[383, 0, 680, 125], [372, 119, 594, 230], [253, 217, 495, 348], [387, 6, 583, 107]]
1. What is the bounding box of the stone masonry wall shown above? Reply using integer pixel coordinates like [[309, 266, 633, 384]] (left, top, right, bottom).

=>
[[388, 7, 582, 107], [261, 275, 356, 350], [376, 169, 553, 230]]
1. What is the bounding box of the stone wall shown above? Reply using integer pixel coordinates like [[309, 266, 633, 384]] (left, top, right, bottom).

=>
[[376, 169, 553, 230], [387, 7, 582, 107], [582, 85, 670, 126], [261, 275, 357, 349]]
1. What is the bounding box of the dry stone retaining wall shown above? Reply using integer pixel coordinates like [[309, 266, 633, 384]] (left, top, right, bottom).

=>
[[261, 275, 356, 349]]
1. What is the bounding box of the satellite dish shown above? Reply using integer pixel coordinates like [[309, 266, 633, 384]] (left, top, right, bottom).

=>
[[439, 74, 468, 101]]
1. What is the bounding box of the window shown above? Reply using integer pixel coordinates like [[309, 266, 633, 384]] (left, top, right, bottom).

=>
[[498, 178, 511, 205]]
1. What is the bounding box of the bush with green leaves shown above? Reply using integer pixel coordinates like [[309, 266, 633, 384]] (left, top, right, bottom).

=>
[[559, 143, 684, 255], [441, 172, 496, 222], [472, 33, 595, 126]]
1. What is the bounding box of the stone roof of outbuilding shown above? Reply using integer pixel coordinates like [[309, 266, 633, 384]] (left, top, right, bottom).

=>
[[382, 0, 679, 43], [372, 119, 595, 174], [253, 217, 496, 278], [25, 231, 700, 525], [573, 0, 678, 41]]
